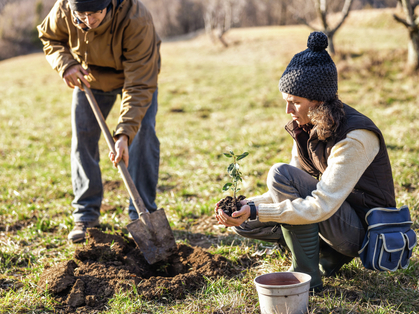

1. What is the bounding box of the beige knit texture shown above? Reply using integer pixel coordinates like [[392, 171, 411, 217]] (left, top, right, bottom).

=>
[[249, 129, 380, 225]]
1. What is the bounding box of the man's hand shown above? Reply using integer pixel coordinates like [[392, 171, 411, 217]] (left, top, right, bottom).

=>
[[63, 64, 91, 90], [215, 199, 251, 227], [109, 134, 129, 168]]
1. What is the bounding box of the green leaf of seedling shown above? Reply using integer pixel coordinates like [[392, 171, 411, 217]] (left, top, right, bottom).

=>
[[237, 152, 249, 161], [227, 163, 234, 173], [222, 183, 233, 191], [231, 169, 237, 177], [222, 150, 249, 197]]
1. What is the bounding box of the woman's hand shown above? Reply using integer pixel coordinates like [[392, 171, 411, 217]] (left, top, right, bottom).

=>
[[215, 199, 251, 227]]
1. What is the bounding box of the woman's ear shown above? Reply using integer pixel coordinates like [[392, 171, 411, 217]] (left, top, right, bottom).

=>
[[311, 100, 323, 107]]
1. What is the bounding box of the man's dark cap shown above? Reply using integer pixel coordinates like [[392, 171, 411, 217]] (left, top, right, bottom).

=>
[[69, 0, 112, 12]]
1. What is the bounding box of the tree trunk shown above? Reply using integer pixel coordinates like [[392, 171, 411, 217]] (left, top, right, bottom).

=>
[[393, 0, 419, 73], [407, 30, 419, 72], [217, 29, 229, 47], [279, 1, 287, 25], [327, 33, 335, 55], [204, 5, 216, 43]]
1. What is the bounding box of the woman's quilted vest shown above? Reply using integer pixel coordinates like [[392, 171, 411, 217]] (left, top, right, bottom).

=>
[[285, 104, 396, 225]]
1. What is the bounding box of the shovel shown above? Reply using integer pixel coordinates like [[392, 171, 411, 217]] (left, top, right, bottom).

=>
[[82, 84, 176, 264]]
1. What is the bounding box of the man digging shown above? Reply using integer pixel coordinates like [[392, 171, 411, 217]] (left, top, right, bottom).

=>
[[215, 31, 397, 291], [38, 0, 161, 242]]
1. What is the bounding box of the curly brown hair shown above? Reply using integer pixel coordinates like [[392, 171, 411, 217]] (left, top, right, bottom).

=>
[[308, 96, 346, 141]]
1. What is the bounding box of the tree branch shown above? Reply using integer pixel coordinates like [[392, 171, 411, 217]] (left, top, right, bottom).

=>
[[313, 0, 328, 30], [330, 0, 354, 35], [288, 5, 316, 31], [401, 0, 415, 25], [393, 13, 412, 28], [0, 0, 15, 15]]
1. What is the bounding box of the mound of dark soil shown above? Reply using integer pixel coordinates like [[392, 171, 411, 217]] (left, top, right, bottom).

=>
[[218, 195, 246, 216], [37, 229, 239, 312]]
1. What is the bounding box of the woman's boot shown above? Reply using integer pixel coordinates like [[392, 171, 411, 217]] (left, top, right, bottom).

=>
[[281, 223, 323, 291], [319, 238, 354, 276]]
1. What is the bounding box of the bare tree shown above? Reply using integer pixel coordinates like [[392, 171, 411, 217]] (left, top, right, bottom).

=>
[[0, 0, 13, 15], [240, 0, 290, 27], [290, 0, 354, 55], [203, 0, 244, 47], [393, 0, 419, 72]]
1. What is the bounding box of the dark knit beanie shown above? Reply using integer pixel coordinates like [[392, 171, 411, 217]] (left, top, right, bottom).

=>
[[69, 0, 112, 12], [278, 32, 337, 102]]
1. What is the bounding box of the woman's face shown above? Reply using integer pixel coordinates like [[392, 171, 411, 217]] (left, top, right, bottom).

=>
[[282, 93, 320, 126]]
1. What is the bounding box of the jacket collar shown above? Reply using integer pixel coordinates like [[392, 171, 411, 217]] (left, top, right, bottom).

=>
[[285, 120, 318, 141]]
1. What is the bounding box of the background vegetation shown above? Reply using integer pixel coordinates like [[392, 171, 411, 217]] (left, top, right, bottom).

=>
[[0, 0, 399, 60], [1, 6, 419, 314]]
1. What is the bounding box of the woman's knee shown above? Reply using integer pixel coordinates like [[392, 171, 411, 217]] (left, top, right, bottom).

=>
[[267, 163, 291, 189]]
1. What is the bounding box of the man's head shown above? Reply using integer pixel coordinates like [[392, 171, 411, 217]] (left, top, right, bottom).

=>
[[69, 0, 111, 29], [278, 32, 337, 102]]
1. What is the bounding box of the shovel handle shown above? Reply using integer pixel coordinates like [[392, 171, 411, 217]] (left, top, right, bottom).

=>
[[82, 84, 148, 215]]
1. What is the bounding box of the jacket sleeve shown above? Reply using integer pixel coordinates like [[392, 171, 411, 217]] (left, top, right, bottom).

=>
[[114, 11, 159, 145], [37, 1, 79, 78], [257, 129, 380, 224]]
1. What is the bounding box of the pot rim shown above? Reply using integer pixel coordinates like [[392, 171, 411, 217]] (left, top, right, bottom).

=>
[[254, 271, 312, 289]]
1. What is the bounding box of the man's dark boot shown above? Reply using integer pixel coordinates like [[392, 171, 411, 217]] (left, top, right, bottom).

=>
[[281, 223, 323, 292], [319, 239, 354, 277], [68, 219, 100, 243]]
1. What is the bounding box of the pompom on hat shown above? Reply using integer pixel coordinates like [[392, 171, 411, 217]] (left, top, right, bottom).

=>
[[278, 31, 337, 102], [69, 0, 112, 12]]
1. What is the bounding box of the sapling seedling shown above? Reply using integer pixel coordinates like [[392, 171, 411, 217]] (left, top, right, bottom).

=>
[[222, 150, 249, 199], [220, 151, 249, 216]]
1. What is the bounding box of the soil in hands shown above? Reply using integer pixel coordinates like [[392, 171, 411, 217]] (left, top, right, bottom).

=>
[[218, 195, 246, 216], [37, 228, 239, 313]]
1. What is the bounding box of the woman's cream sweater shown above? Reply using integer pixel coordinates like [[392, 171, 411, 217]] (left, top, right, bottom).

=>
[[248, 129, 380, 225]]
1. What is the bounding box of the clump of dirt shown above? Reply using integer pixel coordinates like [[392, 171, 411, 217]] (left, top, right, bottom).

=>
[[103, 180, 121, 192], [38, 229, 239, 312], [218, 195, 246, 216]]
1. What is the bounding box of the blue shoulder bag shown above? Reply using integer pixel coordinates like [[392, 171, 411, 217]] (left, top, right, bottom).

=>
[[358, 206, 417, 271]]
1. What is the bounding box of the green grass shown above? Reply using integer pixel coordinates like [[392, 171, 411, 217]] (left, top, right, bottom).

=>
[[1, 8, 419, 313]]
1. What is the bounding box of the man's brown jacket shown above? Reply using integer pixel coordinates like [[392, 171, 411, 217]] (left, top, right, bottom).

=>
[[37, 0, 161, 144]]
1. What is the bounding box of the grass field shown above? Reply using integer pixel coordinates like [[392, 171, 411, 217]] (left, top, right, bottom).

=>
[[1, 8, 419, 313]]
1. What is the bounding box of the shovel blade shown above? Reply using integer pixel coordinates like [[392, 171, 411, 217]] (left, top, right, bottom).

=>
[[127, 208, 176, 264]]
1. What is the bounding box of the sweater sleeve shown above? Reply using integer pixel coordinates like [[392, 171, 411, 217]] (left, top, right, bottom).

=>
[[257, 129, 380, 224]]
